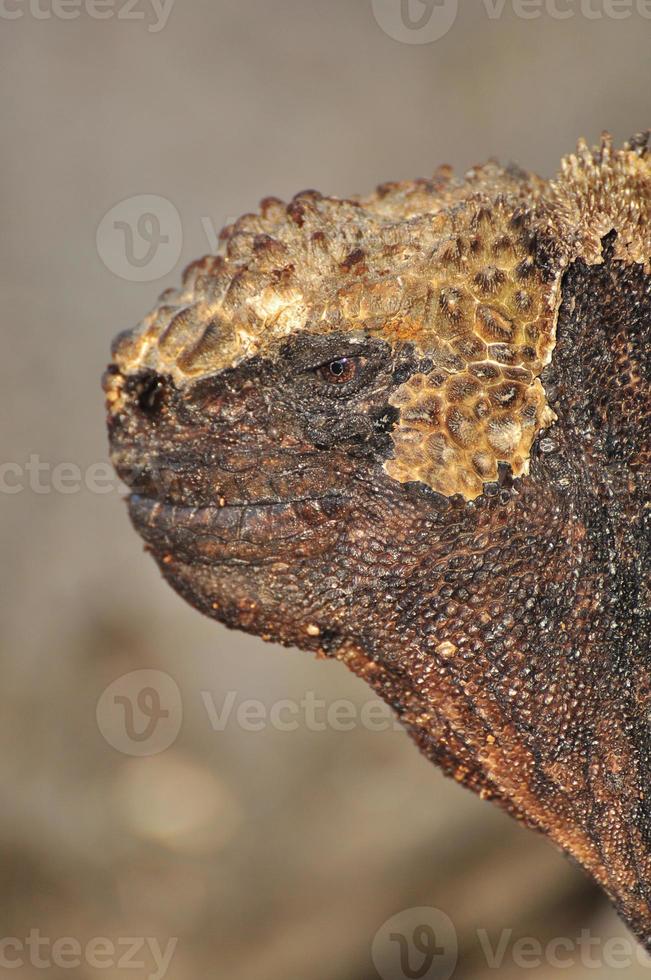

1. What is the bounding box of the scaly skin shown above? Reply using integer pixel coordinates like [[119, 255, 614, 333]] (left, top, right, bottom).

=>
[[104, 133, 650, 944]]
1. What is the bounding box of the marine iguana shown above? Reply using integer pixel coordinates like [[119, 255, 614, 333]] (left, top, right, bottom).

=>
[[104, 133, 650, 944]]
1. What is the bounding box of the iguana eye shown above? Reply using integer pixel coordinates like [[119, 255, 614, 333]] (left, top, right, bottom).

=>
[[317, 357, 361, 384]]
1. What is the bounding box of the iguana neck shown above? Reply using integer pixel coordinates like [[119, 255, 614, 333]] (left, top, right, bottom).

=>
[[332, 242, 651, 948]]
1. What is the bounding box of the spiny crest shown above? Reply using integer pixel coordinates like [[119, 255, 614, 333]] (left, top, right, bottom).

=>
[[546, 131, 651, 272], [108, 133, 650, 501]]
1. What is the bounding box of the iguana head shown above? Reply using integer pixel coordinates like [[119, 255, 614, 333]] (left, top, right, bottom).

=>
[[105, 133, 651, 943]]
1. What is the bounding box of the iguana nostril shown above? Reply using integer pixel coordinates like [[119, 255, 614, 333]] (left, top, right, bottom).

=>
[[135, 372, 165, 417]]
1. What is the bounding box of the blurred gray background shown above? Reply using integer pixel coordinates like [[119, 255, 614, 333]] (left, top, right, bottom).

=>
[[1, 1, 650, 977]]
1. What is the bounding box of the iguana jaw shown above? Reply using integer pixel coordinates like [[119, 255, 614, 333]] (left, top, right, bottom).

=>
[[127, 492, 351, 566]]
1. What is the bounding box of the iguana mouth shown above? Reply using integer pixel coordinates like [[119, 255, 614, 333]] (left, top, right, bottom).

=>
[[128, 491, 350, 565]]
